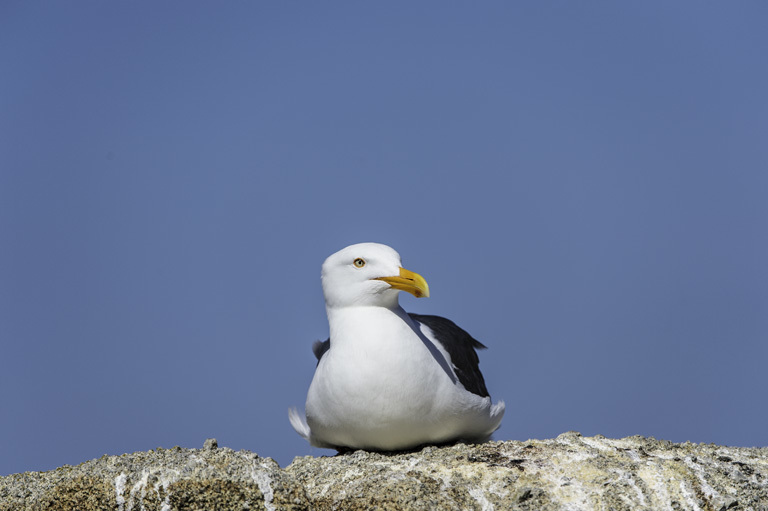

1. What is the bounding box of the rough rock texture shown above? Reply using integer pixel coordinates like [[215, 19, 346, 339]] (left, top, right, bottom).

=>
[[2, 432, 767, 510]]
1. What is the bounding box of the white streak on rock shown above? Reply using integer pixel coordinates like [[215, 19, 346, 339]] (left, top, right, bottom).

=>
[[580, 437, 610, 451], [644, 464, 674, 511], [115, 473, 127, 511], [469, 486, 494, 511], [251, 462, 276, 511], [127, 471, 149, 511], [679, 480, 702, 511], [685, 456, 719, 500]]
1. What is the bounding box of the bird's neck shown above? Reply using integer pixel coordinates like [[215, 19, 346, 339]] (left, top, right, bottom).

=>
[[325, 304, 414, 351]]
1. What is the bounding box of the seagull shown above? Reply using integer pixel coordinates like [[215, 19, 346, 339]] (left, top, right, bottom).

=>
[[289, 242, 504, 451]]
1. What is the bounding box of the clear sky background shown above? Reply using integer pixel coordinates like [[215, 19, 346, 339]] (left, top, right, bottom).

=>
[[2, 2, 767, 476]]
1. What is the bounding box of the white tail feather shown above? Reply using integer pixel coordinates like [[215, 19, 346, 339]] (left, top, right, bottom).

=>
[[491, 399, 506, 419], [288, 407, 311, 441]]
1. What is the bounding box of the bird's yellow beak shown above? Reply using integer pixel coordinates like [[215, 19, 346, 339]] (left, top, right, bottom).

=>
[[375, 267, 430, 298]]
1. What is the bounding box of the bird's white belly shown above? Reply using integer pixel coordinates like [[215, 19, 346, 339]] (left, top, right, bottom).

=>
[[305, 309, 487, 449]]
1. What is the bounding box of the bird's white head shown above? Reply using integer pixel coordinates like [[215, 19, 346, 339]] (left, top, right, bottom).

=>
[[321, 242, 430, 310]]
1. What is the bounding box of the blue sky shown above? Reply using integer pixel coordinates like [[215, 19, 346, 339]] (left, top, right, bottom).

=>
[[1, 2, 767, 475]]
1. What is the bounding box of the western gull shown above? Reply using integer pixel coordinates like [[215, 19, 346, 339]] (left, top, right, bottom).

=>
[[289, 242, 505, 450]]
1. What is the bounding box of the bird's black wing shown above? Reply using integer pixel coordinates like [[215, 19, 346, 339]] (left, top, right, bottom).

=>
[[312, 338, 330, 364], [408, 313, 490, 398]]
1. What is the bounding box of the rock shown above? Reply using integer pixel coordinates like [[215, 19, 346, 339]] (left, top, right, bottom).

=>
[[1, 434, 767, 510], [0, 445, 303, 511]]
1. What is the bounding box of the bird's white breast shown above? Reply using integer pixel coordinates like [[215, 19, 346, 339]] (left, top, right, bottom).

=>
[[305, 306, 491, 449]]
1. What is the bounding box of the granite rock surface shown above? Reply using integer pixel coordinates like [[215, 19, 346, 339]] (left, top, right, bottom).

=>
[[2, 433, 767, 510]]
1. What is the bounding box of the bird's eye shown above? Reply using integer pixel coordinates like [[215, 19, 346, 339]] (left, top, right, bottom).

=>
[[353, 258, 366, 268]]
